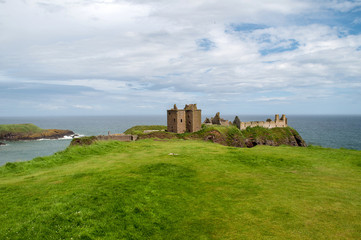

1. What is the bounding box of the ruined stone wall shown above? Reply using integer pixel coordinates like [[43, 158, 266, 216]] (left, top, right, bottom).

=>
[[167, 109, 186, 133], [236, 114, 287, 130]]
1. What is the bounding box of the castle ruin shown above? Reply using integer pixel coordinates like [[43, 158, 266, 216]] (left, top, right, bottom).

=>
[[167, 104, 202, 133], [204, 113, 288, 130], [168, 104, 288, 133], [233, 114, 288, 130]]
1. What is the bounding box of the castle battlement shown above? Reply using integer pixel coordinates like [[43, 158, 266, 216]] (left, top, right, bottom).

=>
[[205, 113, 288, 130], [233, 114, 288, 130]]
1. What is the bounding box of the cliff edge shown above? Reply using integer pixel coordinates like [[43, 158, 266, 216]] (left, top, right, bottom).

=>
[[125, 125, 306, 148]]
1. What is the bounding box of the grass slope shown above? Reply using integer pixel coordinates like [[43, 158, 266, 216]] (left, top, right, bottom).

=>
[[1, 140, 361, 239], [0, 123, 43, 134]]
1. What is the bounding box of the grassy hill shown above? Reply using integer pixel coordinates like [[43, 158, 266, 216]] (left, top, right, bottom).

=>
[[1, 139, 360, 239], [0, 123, 73, 141], [0, 123, 43, 134]]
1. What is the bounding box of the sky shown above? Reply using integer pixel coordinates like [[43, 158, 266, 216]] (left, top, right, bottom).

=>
[[1, 0, 361, 116]]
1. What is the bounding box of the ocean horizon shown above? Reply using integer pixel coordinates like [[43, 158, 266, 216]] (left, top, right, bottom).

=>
[[1, 114, 361, 166]]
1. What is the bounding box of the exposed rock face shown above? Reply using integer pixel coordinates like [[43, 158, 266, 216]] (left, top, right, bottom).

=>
[[242, 132, 307, 148], [0, 129, 74, 141]]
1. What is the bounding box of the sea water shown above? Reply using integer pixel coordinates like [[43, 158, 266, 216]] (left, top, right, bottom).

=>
[[1, 115, 360, 166]]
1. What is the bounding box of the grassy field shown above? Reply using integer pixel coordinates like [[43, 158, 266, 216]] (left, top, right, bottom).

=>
[[1, 139, 361, 239]]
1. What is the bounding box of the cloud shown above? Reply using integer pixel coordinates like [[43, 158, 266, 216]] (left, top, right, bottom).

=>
[[0, 0, 361, 115], [353, 17, 361, 24], [73, 104, 94, 110]]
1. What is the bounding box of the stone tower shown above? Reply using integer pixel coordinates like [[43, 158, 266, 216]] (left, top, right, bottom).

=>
[[167, 104, 202, 133], [185, 104, 202, 133]]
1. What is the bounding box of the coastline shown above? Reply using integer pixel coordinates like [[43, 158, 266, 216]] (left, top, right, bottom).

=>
[[1, 115, 361, 166]]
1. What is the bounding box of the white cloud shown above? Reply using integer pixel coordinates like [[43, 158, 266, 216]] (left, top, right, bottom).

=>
[[0, 0, 361, 115], [73, 104, 94, 109], [353, 17, 361, 24]]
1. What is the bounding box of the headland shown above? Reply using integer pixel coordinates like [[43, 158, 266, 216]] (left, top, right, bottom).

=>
[[0, 123, 74, 141]]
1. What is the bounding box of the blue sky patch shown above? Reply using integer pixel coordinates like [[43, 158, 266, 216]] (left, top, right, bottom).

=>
[[196, 38, 215, 51], [228, 23, 268, 32], [259, 39, 300, 56], [291, 6, 361, 36]]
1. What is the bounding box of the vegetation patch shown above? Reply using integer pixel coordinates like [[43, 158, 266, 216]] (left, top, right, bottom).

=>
[[0, 123, 43, 134], [124, 125, 167, 135], [0, 123, 74, 141], [0, 140, 360, 239], [126, 125, 306, 148], [71, 136, 98, 146]]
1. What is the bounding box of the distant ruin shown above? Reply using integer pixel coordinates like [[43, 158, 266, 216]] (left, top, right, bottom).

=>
[[204, 112, 231, 126], [167, 104, 288, 133], [167, 104, 202, 133], [204, 112, 288, 130], [234, 114, 287, 130]]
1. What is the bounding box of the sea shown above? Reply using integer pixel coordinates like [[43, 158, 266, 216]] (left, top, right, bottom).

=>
[[1, 115, 361, 166]]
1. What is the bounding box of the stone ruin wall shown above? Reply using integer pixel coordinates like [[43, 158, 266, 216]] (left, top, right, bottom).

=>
[[206, 113, 288, 130], [236, 114, 287, 130]]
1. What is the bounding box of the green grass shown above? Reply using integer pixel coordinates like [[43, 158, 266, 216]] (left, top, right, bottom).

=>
[[0, 123, 43, 134], [124, 125, 167, 135], [1, 140, 361, 239]]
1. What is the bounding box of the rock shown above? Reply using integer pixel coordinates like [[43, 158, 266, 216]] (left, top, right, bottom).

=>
[[0, 142, 5, 146]]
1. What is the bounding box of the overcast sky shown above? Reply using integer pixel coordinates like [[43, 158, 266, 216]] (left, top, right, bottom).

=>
[[1, 0, 361, 116]]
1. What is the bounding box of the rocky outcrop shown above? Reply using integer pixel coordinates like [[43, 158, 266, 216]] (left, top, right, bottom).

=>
[[0, 129, 74, 141], [243, 133, 307, 148]]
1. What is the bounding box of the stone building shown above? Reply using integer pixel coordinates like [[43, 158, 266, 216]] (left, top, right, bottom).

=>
[[167, 104, 202, 133]]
